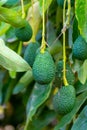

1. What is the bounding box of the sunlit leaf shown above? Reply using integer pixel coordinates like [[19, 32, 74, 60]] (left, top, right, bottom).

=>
[[0, 40, 31, 72], [75, 0, 87, 42]]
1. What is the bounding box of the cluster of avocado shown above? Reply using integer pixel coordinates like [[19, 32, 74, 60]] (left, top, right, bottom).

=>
[[72, 35, 87, 60], [24, 43, 76, 115]]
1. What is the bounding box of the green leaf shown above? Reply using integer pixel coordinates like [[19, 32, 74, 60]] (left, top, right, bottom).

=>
[[13, 70, 33, 94], [75, 81, 87, 94], [0, 0, 7, 6], [54, 91, 87, 130], [0, 6, 26, 27], [9, 71, 16, 79], [0, 39, 31, 72], [24, 83, 52, 130], [28, 110, 57, 130], [78, 60, 87, 84], [71, 106, 87, 130], [39, 0, 53, 14], [75, 0, 87, 42]]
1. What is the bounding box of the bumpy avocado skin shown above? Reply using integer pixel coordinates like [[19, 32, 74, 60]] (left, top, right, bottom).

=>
[[24, 42, 40, 67], [53, 85, 76, 115], [72, 36, 87, 60], [57, 0, 74, 8], [55, 60, 75, 86], [15, 22, 32, 42], [32, 51, 56, 84]]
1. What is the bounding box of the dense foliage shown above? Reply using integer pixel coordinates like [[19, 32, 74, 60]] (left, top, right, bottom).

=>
[[0, 0, 87, 130]]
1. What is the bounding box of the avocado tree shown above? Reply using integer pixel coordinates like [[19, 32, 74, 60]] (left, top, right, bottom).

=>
[[0, 0, 87, 130]]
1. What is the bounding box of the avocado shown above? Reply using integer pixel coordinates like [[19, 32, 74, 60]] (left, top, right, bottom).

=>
[[55, 60, 75, 86], [72, 35, 87, 60], [32, 51, 55, 84], [15, 21, 32, 42], [24, 42, 40, 67], [57, 0, 74, 8], [53, 85, 76, 115]]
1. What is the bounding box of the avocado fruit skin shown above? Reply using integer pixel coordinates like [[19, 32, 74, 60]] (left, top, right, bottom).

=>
[[72, 35, 87, 60], [53, 85, 76, 115], [24, 42, 40, 67], [15, 22, 32, 42], [55, 60, 75, 86], [32, 51, 55, 84], [57, 0, 74, 8]]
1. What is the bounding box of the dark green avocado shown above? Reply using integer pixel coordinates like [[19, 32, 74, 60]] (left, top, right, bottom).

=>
[[53, 85, 76, 115], [32, 51, 56, 84], [15, 21, 32, 42], [72, 35, 87, 60], [24, 42, 40, 67]]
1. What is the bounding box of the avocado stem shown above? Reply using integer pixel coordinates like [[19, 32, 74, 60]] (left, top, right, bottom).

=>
[[40, 0, 46, 53], [21, 0, 25, 19], [31, 0, 36, 42], [63, 0, 68, 86]]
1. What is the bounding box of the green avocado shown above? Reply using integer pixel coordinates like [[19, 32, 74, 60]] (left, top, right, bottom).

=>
[[72, 35, 87, 60], [32, 51, 55, 84], [55, 60, 75, 86], [15, 22, 32, 42], [53, 85, 76, 115], [57, 0, 74, 8], [24, 42, 40, 67]]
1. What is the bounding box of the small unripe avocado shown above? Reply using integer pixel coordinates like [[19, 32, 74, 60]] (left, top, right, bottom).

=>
[[15, 22, 32, 42], [53, 85, 76, 115], [32, 51, 55, 84], [57, 0, 74, 8], [24, 42, 40, 67], [55, 60, 75, 86], [72, 36, 87, 60]]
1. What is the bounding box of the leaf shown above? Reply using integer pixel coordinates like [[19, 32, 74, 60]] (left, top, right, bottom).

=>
[[54, 91, 87, 130], [24, 83, 52, 130], [71, 106, 87, 130], [28, 110, 57, 130], [0, 0, 7, 6], [78, 60, 87, 84], [13, 70, 33, 94], [75, 81, 87, 94], [0, 39, 31, 72], [75, 0, 87, 42], [39, 0, 53, 14], [0, 6, 26, 27]]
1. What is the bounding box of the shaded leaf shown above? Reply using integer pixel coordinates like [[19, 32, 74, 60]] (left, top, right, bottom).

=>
[[54, 91, 87, 130], [75, 81, 87, 94], [78, 60, 87, 84], [13, 70, 33, 94], [24, 83, 52, 130], [28, 110, 57, 130], [0, 40, 31, 72], [71, 106, 87, 130], [75, 0, 87, 42]]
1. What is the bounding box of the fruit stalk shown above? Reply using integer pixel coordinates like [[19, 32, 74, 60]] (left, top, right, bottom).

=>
[[31, 0, 36, 42], [21, 0, 25, 19], [41, 0, 46, 53], [63, 0, 68, 86]]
